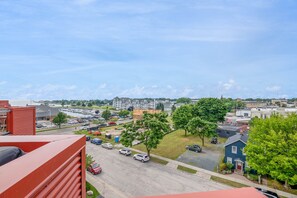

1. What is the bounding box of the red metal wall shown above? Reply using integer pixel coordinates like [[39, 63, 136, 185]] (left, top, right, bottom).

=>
[[7, 107, 36, 135], [0, 135, 86, 198]]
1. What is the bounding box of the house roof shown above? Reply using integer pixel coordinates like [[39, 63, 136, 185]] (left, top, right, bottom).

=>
[[217, 125, 241, 132], [225, 132, 248, 147]]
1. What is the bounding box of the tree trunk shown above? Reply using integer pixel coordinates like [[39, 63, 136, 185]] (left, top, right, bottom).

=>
[[59, 123, 61, 129], [258, 175, 261, 184], [146, 147, 151, 157], [184, 129, 187, 137], [284, 179, 288, 189], [202, 137, 205, 146]]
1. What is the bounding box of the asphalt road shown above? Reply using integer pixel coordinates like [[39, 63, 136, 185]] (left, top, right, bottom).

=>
[[86, 142, 231, 198]]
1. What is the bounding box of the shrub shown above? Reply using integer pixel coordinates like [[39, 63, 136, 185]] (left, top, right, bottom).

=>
[[226, 162, 234, 170], [219, 163, 227, 172]]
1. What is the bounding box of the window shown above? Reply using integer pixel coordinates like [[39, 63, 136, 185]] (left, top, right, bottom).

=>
[[242, 148, 246, 155], [227, 157, 232, 164], [232, 146, 237, 154]]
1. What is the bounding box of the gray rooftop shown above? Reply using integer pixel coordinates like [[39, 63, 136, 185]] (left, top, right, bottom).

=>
[[225, 132, 248, 147]]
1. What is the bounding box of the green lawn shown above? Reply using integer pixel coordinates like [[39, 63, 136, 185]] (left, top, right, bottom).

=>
[[150, 157, 169, 165], [86, 181, 100, 198], [133, 129, 226, 160], [177, 165, 197, 174], [210, 176, 249, 188]]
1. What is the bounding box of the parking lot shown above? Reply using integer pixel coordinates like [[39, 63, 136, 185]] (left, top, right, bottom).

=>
[[86, 142, 231, 198]]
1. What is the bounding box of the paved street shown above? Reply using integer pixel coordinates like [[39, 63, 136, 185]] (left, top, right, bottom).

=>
[[86, 142, 231, 198]]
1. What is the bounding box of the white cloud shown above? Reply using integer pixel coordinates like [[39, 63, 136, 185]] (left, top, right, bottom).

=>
[[266, 85, 281, 92], [99, 83, 107, 89], [219, 79, 240, 91], [0, 81, 7, 86], [180, 88, 193, 97]]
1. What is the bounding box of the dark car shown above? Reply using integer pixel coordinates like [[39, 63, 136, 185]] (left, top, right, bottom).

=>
[[211, 137, 218, 144], [108, 122, 117, 126], [91, 138, 102, 145], [98, 123, 108, 127], [255, 188, 279, 198], [87, 162, 102, 175], [86, 136, 91, 141], [186, 144, 202, 153]]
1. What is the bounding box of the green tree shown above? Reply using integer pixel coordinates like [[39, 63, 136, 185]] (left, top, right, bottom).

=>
[[61, 100, 65, 107], [101, 109, 111, 121], [193, 98, 228, 123], [172, 105, 193, 136], [176, 97, 192, 104], [186, 117, 217, 146], [87, 103, 92, 107], [156, 103, 165, 111], [119, 110, 130, 118], [245, 114, 297, 187], [86, 154, 94, 168], [121, 112, 170, 157], [76, 101, 81, 106], [53, 112, 67, 128]]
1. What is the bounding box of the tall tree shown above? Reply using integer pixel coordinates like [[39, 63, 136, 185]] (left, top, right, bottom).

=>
[[172, 105, 193, 136], [101, 109, 111, 121], [119, 110, 130, 118], [53, 112, 67, 128], [121, 112, 170, 157], [193, 98, 228, 123], [187, 117, 217, 146], [245, 114, 297, 187], [176, 97, 192, 104], [156, 103, 165, 111], [171, 104, 176, 113]]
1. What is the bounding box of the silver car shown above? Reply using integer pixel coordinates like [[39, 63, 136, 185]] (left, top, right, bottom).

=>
[[133, 153, 150, 163], [101, 143, 113, 149], [119, 148, 132, 156]]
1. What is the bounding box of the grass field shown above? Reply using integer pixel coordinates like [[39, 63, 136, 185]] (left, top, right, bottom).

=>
[[150, 157, 169, 165], [133, 129, 226, 160], [210, 176, 249, 188], [86, 181, 100, 198], [177, 165, 197, 174]]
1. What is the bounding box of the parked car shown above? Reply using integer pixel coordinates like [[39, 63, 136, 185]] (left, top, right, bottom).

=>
[[186, 144, 202, 153], [87, 162, 102, 175], [108, 122, 117, 126], [133, 153, 150, 162], [210, 137, 218, 144], [36, 123, 44, 128], [101, 143, 113, 149], [86, 136, 91, 141], [91, 138, 102, 145], [255, 188, 279, 198], [119, 148, 132, 156], [98, 123, 107, 127]]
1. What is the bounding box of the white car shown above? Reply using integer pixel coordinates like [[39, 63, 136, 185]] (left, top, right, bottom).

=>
[[101, 143, 113, 149], [119, 148, 132, 156], [133, 153, 150, 163]]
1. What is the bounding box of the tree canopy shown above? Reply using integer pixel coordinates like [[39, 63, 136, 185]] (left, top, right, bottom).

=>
[[176, 97, 192, 104], [156, 103, 165, 111], [53, 112, 67, 128], [245, 114, 297, 187], [121, 112, 170, 157], [172, 104, 193, 136], [193, 98, 228, 123], [119, 110, 130, 118], [186, 117, 217, 146], [101, 109, 111, 121]]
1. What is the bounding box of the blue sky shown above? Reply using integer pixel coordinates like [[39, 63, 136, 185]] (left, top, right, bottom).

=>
[[0, 0, 297, 100]]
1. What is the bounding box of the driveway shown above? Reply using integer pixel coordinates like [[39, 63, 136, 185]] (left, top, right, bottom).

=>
[[87, 142, 230, 198], [177, 145, 223, 172]]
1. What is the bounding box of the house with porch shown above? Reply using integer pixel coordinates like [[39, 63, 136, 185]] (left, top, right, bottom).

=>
[[224, 132, 248, 174]]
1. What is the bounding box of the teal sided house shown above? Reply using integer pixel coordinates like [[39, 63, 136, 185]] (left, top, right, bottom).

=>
[[224, 132, 248, 174]]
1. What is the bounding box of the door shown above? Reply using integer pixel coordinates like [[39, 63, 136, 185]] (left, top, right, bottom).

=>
[[237, 162, 242, 171]]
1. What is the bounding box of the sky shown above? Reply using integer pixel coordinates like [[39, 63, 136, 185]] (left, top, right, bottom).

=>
[[0, 0, 297, 100]]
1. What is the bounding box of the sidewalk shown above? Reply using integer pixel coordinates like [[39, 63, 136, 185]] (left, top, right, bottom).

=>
[[130, 148, 297, 198]]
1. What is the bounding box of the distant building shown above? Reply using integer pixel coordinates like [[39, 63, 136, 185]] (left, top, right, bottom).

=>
[[243, 101, 268, 108], [235, 109, 251, 118], [271, 99, 288, 107], [250, 107, 297, 119], [224, 132, 248, 175], [34, 105, 60, 121]]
